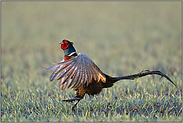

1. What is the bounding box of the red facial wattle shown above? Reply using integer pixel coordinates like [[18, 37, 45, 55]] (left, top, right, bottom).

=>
[[61, 43, 69, 49], [60, 40, 70, 49]]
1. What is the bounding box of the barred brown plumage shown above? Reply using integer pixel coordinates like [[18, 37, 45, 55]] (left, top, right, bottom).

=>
[[45, 39, 177, 110], [45, 53, 106, 89]]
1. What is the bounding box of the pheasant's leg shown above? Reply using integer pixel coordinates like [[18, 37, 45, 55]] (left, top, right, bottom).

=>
[[62, 98, 81, 111], [62, 87, 86, 110]]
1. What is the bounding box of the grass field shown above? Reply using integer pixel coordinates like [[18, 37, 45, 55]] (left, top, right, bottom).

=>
[[1, 1, 182, 122]]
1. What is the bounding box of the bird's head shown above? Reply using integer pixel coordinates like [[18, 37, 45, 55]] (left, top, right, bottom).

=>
[[59, 39, 76, 56], [59, 39, 74, 50]]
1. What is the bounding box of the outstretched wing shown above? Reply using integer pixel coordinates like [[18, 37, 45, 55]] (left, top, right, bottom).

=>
[[45, 53, 106, 90]]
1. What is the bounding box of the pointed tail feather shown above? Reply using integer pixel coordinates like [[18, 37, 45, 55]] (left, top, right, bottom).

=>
[[115, 70, 177, 88]]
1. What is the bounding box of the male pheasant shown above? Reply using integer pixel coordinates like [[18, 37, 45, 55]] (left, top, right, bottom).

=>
[[45, 39, 177, 110]]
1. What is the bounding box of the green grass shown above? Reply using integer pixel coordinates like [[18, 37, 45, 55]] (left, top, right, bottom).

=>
[[1, 1, 182, 122]]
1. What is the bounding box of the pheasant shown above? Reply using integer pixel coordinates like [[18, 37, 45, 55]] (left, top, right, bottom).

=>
[[45, 39, 177, 110]]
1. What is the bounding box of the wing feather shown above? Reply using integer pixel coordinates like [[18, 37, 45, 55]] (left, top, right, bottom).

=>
[[69, 67, 80, 88], [62, 64, 77, 86], [87, 62, 96, 81], [49, 65, 63, 81], [72, 69, 81, 88], [49, 60, 74, 81], [85, 65, 90, 86], [89, 62, 99, 81], [81, 58, 88, 85], [44, 64, 59, 71], [83, 57, 92, 85], [81, 68, 86, 86], [55, 60, 75, 75], [74, 68, 82, 88], [45, 53, 106, 89], [77, 64, 85, 88], [56, 62, 75, 80]]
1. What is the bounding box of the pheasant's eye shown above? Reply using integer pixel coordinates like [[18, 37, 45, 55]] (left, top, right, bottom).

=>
[[63, 40, 68, 43]]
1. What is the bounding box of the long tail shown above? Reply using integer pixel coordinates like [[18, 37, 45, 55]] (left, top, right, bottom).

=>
[[114, 70, 177, 88]]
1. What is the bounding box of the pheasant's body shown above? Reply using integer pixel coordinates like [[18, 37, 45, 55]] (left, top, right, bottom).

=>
[[45, 39, 177, 110], [75, 75, 116, 97], [61, 51, 116, 101]]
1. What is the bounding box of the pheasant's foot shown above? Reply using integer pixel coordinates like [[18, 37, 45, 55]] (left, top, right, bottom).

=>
[[62, 98, 81, 102]]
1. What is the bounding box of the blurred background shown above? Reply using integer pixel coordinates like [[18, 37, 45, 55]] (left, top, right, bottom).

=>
[[1, 1, 181, 86]]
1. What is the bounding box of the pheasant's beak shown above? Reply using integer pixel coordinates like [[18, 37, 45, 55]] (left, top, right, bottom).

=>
[[59, 41, 64, 45]]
